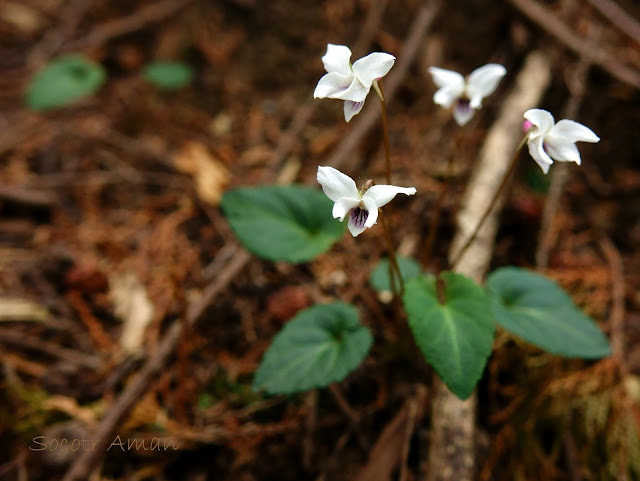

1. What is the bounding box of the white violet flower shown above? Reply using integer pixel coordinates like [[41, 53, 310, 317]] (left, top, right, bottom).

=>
[[317, 166, 416, 237], [313, 44, 395, 122], [523, 109, 600, 174], [428, 64, 507, 126]]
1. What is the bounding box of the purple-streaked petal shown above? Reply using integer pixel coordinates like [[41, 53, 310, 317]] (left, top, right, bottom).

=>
[[317, 166, 359, 202], [332, 197, 361, 221], [362, 196, 378, 228], [465, 64, 506, 108], [526, 136, 553, 174], [347, 208, 369, 237], [364, 184, 417, 209], [343, 99, 365, 122], [352, 52, 395, 88], [322, 44, 352, 75], [314, 72, 354, 99], [453, 101, 476, 126]]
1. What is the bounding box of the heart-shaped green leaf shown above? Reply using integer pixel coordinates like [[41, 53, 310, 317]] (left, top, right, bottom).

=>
[[143, 61, 193, 90], [221, 185, 345, 263], [486, 267, 611, 359], [403, 272, 494, 400], [369, 256, 422, 292], [26, 55, 105, 110], [253, 302, 372, 395]]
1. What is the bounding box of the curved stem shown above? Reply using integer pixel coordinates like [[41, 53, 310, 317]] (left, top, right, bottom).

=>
[[377, 80, 392, 185], [379, 210, 404, 296], [448, 135, 528, 271], [375, 80, 402, 295]]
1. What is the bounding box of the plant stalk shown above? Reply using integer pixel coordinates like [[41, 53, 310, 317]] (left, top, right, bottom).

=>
[[422, 126, 460, 268], [379, 210, 404, 296], [374, 79, 403, 296], [377, 80, 392, 185], [448, 135, 528, 270]]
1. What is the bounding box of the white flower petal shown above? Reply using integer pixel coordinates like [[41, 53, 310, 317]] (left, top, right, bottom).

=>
[[453, 101, 476, 126], [347, 205, 370, 237], [432, 87, 460, 109], [314, 72, 354, 99], [364, 184, 417, 209], [344, 100, 365, 122], [548, 119, 600, 144], [322, 44, 352, 76], [526, 136, 553, 174], [465, 64, 506, 108], [543, 138, 582, 164], [333, 77, 369, 102], [347, 217, 367, 237], [429, 67, 465, 108], [429, 67, 465, 90], [523, 109, 555, 138], [332, 197, 361, 221], [317, 166, 359, 202], [362, 196, 378, 228], [352, 52, 395, 88]]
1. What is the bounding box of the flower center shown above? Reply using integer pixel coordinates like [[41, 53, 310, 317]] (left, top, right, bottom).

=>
[[350, 207, 368, 229], [457, 98, 472, 115]]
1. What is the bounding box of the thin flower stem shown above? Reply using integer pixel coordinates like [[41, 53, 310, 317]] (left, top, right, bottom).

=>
[[422, 127, 460, 268], [448, 135, 528, 271], [375, 80, 402, 296], [379, 210, 404, 296], [377, 80, 392, 185]]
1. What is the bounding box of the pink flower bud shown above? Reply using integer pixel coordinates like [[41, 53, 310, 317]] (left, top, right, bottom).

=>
[[523, 119, 533, 133]]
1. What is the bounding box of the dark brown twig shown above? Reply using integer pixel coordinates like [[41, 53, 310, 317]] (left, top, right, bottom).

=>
[[352, 0, 389, 57], [303, 390, 318, 470], [586, 0, 640, 45], [0, 329, 102, 369], [328, 384, 370, 451], [67, 0, 194, 50], [536, 54, 592, 268], [509, 0, 640, 88], [27, 0, 96, 66], [598, 236, 625, 362]]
